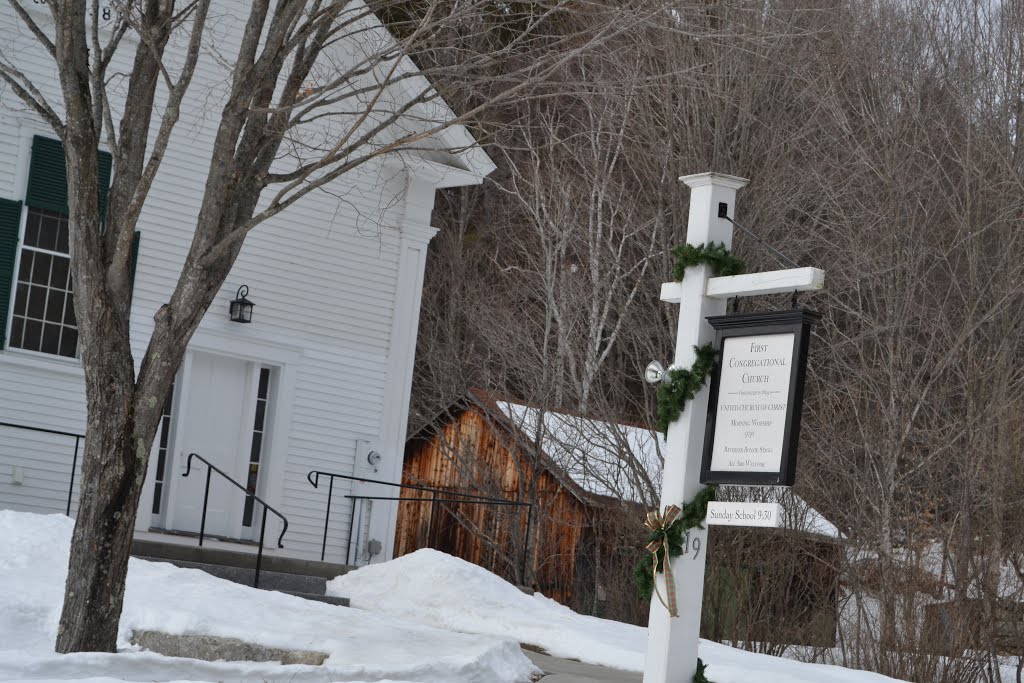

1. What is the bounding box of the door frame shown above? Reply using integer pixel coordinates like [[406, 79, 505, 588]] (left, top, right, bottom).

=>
[[159, 324, 301, 542]]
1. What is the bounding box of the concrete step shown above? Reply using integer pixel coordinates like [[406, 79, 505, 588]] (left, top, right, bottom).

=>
[[136, 556, 324, 593], [131, 538, 355, 579], [286, 592, 349, 606], [135, 556, 350, 606]]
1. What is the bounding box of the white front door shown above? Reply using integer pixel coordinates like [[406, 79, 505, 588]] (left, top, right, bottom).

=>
[[171, 351, 257, 540]]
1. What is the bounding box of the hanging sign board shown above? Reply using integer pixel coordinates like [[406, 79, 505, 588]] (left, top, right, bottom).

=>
[[700, 309, 819, 486], [706, 501, 783, 528]]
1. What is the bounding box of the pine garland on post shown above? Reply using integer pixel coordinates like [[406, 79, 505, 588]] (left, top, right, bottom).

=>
[[655, 241, 744, 437], [655, 344, 715, 437], [633, 485, 716, 603], [671, 242, 746, 281]]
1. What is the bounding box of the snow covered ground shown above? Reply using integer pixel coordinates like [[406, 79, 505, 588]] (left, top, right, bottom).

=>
[[328, 548, 912, 683], [0, 511, 538, 683], [0, 509, 932, 683]]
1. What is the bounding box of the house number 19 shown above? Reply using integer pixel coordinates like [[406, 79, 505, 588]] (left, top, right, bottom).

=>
[[684, 533, 702, 560]]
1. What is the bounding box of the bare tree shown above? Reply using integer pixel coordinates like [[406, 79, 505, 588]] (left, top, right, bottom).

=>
[[413, 0, 1024, 676], [0, 0, 664, 653]]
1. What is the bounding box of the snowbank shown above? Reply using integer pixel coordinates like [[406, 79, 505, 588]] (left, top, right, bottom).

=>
[[0, 511, 538, 683], [329, 548, 647, 670], [328, 548, 911, 683]]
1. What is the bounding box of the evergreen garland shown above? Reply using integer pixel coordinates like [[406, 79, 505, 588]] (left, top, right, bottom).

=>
[[671, 242, 746, 281], [693, 657, 712, 683], [655, 344, 716, 437], [633, 485, 716, 602]]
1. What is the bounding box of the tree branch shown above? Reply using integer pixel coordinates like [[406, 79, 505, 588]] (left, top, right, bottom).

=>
[[6, 0, 56, 57], [0, 60, 64, 133]]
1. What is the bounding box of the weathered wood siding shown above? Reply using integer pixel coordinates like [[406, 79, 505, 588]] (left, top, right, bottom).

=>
[[397, 406, 591, 604]]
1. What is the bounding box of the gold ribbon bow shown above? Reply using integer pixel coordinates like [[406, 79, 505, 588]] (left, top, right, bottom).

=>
[[644, 504, 682, 617]]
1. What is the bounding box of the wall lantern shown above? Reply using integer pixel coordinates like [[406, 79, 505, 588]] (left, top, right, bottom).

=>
[[229, 285, 254, 323]]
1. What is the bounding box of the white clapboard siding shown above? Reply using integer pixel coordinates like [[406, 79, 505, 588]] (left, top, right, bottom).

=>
[[0, 1, 483, 562], [274, 346, 389, 561], [0, 424, 82, 515]]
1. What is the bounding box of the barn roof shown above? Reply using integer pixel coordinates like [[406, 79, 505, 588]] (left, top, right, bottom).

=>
[[493, 399, 664, 506]]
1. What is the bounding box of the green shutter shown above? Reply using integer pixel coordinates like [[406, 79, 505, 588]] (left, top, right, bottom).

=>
[[25, 135, 112, 218], [0, 199, 23, 349], [25, 136, 66, 213]]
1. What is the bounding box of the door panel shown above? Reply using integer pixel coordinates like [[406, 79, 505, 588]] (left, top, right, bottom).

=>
[[171, 352, 252, 539]]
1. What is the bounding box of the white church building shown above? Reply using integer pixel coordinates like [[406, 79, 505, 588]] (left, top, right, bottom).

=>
[[0, 2, 494, 568]]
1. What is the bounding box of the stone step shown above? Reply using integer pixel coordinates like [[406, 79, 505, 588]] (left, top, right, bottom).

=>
[[132, 631, 328, 665], [131, 538, 355, 579]]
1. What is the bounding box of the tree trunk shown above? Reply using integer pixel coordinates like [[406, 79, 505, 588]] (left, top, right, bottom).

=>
[[56, 359, 146, 652]]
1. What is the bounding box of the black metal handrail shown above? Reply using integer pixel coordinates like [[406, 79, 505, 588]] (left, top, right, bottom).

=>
[[307, 469, 533, 579], [183, 452, 288, 588], [0, 421, 83, 516]]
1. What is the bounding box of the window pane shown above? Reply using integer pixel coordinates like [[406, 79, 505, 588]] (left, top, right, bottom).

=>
[[258, 369, 270, 397], [159, 416, 171, 448], [27, 286, 46, 319], [151, 482, 162, 515], [30, 253, 51, 285], [50, 257, 69, 289], [18, 250, 32, 282], [242, 495, 255, 527], [37, 214, 58, 252], [14, 283, 28, 316], [56, 216, 69, 254], [23, 319, 42, 351], [250, 433, 262, 464], [254, 400, 266, 432], [41, 323, 60, 354], [45, 289, 64, 323], [10, 317, 23, 348], [23, 211, 40, 248], [64, 300, 77, 326], [58, 328, 78, 358]]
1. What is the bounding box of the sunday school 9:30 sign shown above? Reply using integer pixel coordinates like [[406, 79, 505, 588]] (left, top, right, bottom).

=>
[[700, 309, 819, 486]]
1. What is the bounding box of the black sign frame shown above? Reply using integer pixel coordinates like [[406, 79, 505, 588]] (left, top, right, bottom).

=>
[[700, 309, 819, 486]]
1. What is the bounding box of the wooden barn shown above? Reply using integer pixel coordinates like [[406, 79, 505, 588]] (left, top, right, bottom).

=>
[[396, 390, 603, 606], [397, 389, 843, 636]]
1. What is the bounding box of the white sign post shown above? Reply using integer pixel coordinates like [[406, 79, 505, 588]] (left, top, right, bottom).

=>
[[643, 173, 748, 683], [644, 174, 824, 683]]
